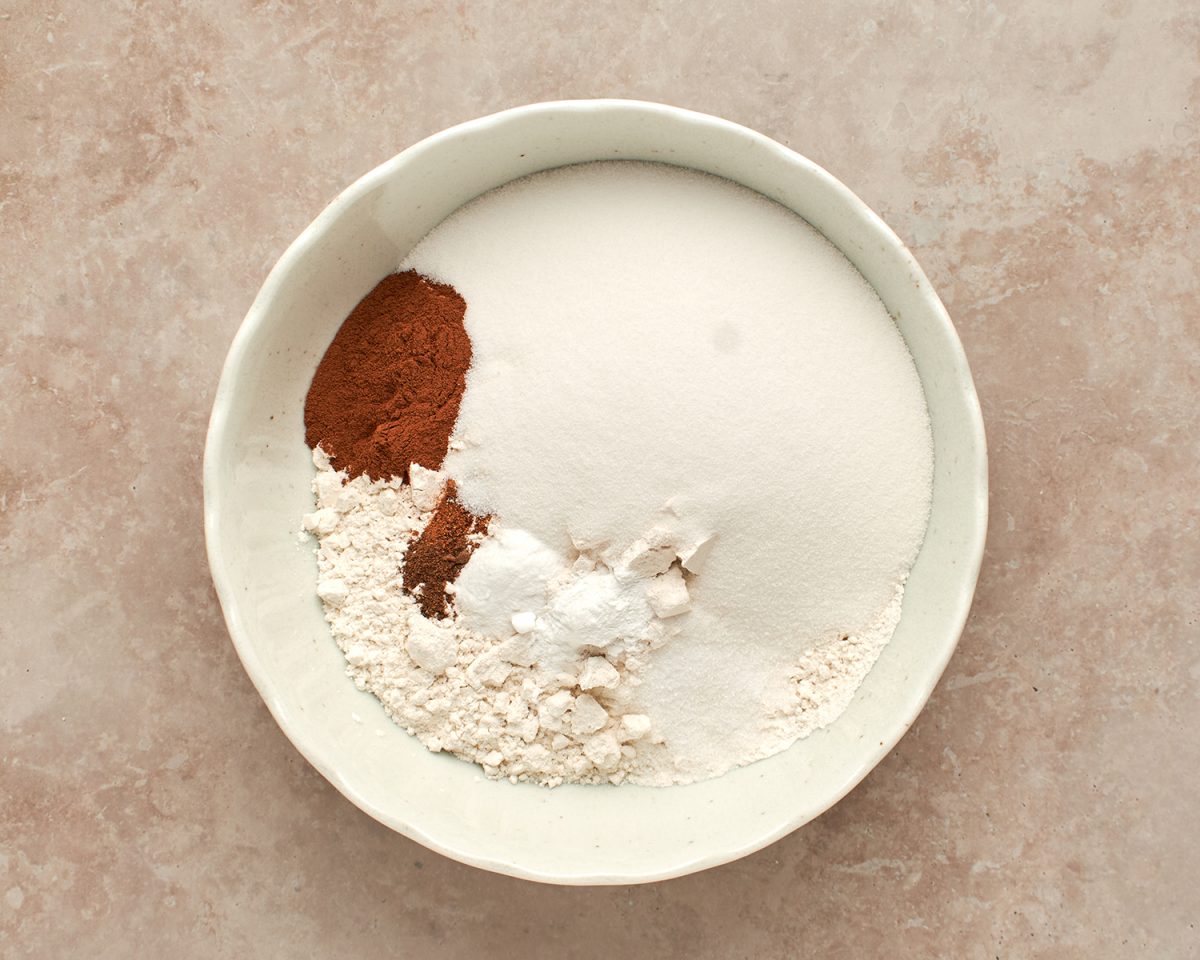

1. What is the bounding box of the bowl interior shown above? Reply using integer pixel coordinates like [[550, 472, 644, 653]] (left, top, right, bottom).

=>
[[204, 100, 986, 884]]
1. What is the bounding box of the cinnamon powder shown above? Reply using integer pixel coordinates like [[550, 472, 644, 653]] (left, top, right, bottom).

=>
[[402, 480, 489, 619], [304, 270, 472, 483], [304, 270, 485, 617]]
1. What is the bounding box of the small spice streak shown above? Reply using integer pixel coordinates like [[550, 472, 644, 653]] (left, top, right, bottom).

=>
[[403, 480, 489, 619]]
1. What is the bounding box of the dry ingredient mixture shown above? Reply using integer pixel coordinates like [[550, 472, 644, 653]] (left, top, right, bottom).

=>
[[302, 162, 934, 787]]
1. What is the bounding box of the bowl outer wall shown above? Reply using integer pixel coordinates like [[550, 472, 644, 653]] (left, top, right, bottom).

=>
[[203, 99, 988, 885]]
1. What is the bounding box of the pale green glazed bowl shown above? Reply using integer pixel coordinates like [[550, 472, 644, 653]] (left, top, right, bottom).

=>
[[204, 100, 987, 885]]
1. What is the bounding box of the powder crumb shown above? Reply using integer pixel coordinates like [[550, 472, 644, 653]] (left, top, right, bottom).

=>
[[578, 656, 621, 691], [570, 695, 610, 736], [678, 533, 717, 574], [618, 714, 653, 743], [645, 567, 691, 618], [408, 463, 447, 512]]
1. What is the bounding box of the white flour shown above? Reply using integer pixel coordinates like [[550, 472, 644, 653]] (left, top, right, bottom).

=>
[[305, 161, 934, 786], [304, 448, 676, 785]]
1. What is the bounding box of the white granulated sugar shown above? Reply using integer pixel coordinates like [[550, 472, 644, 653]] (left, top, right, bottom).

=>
[[388, 161, 933, 782]]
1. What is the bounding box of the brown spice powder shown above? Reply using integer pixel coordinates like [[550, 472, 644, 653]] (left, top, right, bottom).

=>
[[403, 480, 489, 620], [304, 270, 472, 483]]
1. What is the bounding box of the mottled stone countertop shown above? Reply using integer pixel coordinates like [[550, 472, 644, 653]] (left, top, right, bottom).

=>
[[3, 2, 1197, 957]]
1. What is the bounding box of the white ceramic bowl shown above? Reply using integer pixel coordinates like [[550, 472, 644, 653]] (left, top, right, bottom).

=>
[[204, 99, 987, 884]]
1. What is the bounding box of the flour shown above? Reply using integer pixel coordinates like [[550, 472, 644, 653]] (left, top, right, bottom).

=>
[[304, 161, 934, 787], [304, 447, 672, 786], [759, 585, 905, 751]]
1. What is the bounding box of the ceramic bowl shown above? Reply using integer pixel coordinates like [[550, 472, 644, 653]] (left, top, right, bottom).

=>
[[204, 99, 987, 884]]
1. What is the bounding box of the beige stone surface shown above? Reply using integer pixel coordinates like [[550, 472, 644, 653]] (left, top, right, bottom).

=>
[[3, 1, 1198, 956]]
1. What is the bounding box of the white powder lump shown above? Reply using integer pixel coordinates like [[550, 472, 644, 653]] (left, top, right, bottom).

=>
[[405, 615, 456, 675], [452, 527, 563, 637], [578, 656, 621, 691], [645, 567, 691, 619]]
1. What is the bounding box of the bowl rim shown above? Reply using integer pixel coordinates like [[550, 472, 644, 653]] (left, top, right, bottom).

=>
[[204, 97, 988, 885]]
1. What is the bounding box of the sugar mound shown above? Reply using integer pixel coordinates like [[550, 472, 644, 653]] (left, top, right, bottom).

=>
[[396, 161, 933, 779]]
